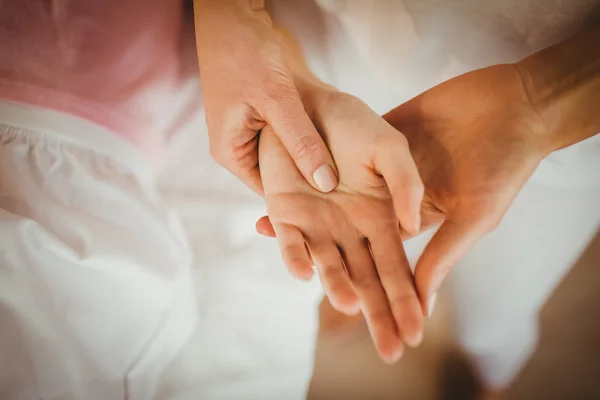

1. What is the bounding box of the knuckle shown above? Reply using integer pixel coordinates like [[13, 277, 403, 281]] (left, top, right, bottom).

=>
[[475, 205, 504, 233], [352, 273, 377, 292], [293, 135, 323, 160], [481, 213, 503, 233], [368, 306, 394, 329], [395, 133, 410, 147], [374, 131, 409, 149], [390, 293, 417, 313], [262, 81, 297, 106], [320, 262, 342, 279], [376, 263, 398, 280]]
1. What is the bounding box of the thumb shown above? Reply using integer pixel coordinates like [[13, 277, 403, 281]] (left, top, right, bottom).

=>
[[414, 215, 496, 317], [262, 90, 339, 193]]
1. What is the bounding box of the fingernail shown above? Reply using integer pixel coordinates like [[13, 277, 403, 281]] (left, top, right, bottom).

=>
[[384, 346, 404, 364], [427, 292, 438, 318], [313, 164, 337, 193], [405, 330, 423, 348], [392, 345, 405, 362]]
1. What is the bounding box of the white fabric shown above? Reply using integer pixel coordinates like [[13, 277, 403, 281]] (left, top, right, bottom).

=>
[[153, 83, 324, 400], [0, 93, 323, 399], [271, 0, 600, 389], [0, 101, 197, 400], [1, 1, 599, 397], [274, 0, 600, 189]]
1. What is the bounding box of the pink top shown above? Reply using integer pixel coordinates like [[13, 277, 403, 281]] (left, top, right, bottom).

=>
[[0, 0, 185, 157]]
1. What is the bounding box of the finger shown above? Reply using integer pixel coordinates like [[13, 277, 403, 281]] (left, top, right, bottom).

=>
[[272, 223, 314, 281], [259, 218, 315, 262], [368, 224, 423, 348], [256, 215, 276, 237], [226, 162, 264, 196], [210, 123, 265, 196], [261, 88, 339, 193], [398, 207, 444, 241], [342, 238, 404, 363], [374, 133, 424, 237], [309, 241, 359, 316], [415, 216, 495, 317]]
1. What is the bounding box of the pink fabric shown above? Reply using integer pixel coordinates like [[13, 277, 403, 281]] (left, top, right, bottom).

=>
[[0, 0, 185, 157]]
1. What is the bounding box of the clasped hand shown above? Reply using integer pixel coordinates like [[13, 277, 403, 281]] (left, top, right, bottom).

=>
[[257, 64, 553, 363]]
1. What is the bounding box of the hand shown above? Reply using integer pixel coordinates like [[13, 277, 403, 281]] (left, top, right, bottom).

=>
[[193, 0, 338, 194], [382, 64, 553, 315], [258, 89, 424, 363]]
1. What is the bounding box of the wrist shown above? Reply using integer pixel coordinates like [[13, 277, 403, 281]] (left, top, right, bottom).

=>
[[514, 25, 600, 153], [513, 60, 565, 155], [293, 74, 338, 117]]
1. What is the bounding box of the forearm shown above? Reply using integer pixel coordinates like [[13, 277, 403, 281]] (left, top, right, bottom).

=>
[[516, 24, 600, 152], [193, 0, 268, 48], [194, 0, 260, 12]]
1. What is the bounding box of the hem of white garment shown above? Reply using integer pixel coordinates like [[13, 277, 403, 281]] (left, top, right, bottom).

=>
[[126, 270, 198, 400], [0, 100, 154, 184]]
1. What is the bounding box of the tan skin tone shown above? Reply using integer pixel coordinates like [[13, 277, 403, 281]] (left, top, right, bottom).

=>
[[253, 24, 426, 363], [383, 63, 550, 309], [194, 0, 338, 194], [259, 90, 424, 363], [258, 24, 600, 339]]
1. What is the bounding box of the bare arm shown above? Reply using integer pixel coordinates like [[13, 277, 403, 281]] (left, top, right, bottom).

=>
[[516, 24, 600, 153], [192, 0, 338, 194]]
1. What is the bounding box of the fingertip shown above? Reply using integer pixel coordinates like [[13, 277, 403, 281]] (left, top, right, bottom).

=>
[[396, 297, 425, 348], [381, 341, 405, 364], [287, 257, 315, 281], [404, 328, 424, 348], [395, 186, 423, 237], [336, 296, 361, 316], [312, 164, 338, 193], [426, 292, 438, 318], [328, 291, 360, 316], [413, 218, 486, 316], [256, 216, 276, 237], [403, 213, 421, 238]]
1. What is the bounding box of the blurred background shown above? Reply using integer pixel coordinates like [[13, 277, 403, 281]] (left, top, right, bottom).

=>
[[309, 232, 600, 399]]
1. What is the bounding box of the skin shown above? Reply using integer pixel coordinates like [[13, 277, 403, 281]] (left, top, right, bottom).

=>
[[385, 24, 600, 315], [259, 90, 424, 363], [193, 0, 338, 195], [257, 23, 600, 359], [257, 25, 425, 363]]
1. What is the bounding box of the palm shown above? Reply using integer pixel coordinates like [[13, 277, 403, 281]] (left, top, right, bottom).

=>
[[267, 187, 396, 244], [384, 64, 549, 299], [259, 91, 424, 362]]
